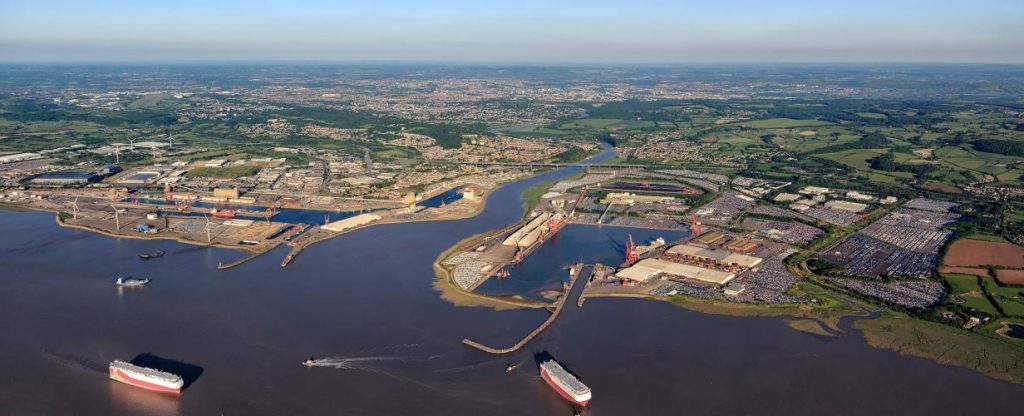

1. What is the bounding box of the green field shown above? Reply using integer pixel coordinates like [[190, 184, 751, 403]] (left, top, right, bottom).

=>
[[944, 273, 1024, 317], [738, 118, 832, 129], [519, 118, 663, 136], [981, 277, 1024, 317], [185, 165, 260, 178], [855, 112, 888, 120], [521, 180, 555, 212], [944, 273, 983, 295], [965, 233, 1012, 243]]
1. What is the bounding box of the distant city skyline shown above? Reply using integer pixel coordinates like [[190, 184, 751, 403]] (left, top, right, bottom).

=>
[[1, 0, 1022, 63]]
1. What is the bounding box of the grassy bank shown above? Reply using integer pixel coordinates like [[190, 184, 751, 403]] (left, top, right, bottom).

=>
[[521, 180, 554, 212], [0, 202, 35, 212], [854, 312, 1024, 385], [664, 292, 856, 333], [785, 319, 835, 336]]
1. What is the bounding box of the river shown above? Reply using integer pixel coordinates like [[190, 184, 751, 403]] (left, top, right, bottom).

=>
[[1, 146, 1022, 415]]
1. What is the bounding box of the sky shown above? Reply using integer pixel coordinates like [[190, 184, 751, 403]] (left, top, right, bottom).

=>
[[1, 0, 1022, 63]]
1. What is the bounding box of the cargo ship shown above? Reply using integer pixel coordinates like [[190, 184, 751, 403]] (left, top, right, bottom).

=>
[[539, 359, 591, 406], [210, 209, 236, 219], [108, 360, 183, 394]]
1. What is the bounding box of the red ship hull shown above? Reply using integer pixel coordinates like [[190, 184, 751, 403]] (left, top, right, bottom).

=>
[[109, 367, 181, 394], [212, 211, 236, 219], [541, 366, 589, 406]]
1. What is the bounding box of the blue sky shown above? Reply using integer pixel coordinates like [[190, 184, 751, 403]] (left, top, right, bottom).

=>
[[1, 0, 1022, 63]]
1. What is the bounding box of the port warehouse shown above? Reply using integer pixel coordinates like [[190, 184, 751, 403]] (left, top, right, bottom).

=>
[[503, 212, 561, 248], [322, 213, 381, 232], [617, 258, 737, 284], [616, 243, 764, 286], [663, 244, 762, 269], [26, 166, 122, 186]]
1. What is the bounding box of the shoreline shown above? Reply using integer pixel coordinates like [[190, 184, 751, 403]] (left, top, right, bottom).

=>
[[54, 213, 256, 253], [582, 288, 1024, 385], [278, 183, 501, 268], [432, 227, 548, 311]]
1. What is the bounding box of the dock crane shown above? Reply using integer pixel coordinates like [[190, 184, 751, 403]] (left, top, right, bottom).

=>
[[624, 234, 639, 265], [569, 186, 588, 217]]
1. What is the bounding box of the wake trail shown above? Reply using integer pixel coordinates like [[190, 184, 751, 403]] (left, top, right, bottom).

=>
[[40, 348, 107, 374]]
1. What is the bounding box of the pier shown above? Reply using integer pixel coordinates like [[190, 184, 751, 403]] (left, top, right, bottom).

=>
[[461, 262, 586, 354]]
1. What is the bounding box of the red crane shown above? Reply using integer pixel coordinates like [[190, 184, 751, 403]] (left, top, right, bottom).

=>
[[548, 214, 561, 233], [625, 234, 640, 265], [570, 186, 588, 216]]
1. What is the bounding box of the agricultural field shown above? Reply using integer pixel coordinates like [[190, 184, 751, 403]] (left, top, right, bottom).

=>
[[980, 277, 1024, 317], [943, 273, 1000, 315], [516, 117, 664, 137], [942, 273, 1024, 318], [997, 270, 1024, 286], [944, 238, 1024, 269], [519, 99, 1024, 191], [736, 118, 832, 129]]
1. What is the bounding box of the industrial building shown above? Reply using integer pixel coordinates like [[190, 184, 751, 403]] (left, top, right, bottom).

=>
[[824, 200, 868, 213], [693, 232, 730, 246], [602, 192, 675, 205], [616, 258, 737, 285], [664, 244, 763, 269], [0, 152, 42, 164], [773, 193, 801, 202], [503, 212, 553, 247], [117, 166, 169, 184], [28, 170, 101, 186], [213, 188, 241, 199], [322, 213, 381, 232], [800, 186, 830, 195]]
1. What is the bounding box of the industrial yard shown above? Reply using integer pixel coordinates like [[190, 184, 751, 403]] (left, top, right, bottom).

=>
[[2, 179, 491, 269], [436, 168, 810, 311]]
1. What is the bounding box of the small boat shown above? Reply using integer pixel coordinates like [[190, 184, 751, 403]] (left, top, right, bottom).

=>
[[115, 276, 151, 287], [302, 356, 317, 367], [138, 250, 165, 259], [505, 362, 518, 373]]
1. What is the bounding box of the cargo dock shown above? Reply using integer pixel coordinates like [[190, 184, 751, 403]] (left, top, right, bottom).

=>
[[461, 262, 585, 354]]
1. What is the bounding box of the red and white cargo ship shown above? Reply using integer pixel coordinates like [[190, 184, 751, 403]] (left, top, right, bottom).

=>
[[210, 209, 236, 219], [108, 360, 184, 394], [540, 359, 591, 406]]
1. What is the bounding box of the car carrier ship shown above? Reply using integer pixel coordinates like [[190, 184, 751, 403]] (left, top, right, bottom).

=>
[[108, 360, 183, 394], [540, 359, 591, 406]]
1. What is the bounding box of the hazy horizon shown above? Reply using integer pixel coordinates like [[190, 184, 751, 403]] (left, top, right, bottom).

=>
[[2, 0, 1023, 64]]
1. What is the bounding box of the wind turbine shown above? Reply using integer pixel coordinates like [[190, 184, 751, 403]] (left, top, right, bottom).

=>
[[110, 204, 120, 230], [113, 143, 121, 164], [168, 132, 174, 150], [203, 214, 212, 243], [71, 196, 79, 222], [127, 136, 137, 152]]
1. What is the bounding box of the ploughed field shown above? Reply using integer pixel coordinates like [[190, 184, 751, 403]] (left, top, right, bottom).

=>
[[996, 270, 1024, 285], [944, 239, 1024, 268]]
